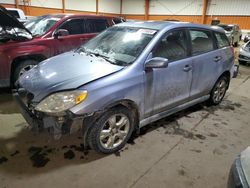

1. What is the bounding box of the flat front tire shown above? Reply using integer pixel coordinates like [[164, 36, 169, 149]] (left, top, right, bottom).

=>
[[87, 107, 134, 154]]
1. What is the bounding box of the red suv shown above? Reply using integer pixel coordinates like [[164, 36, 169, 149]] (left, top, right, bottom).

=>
[[0, 5, 120, 87]]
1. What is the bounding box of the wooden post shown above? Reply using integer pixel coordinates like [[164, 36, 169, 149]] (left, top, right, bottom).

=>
[[62, 0, 65, 13], [120, 0, 123, 16], [201, 0, 208, 24], [15, 0, 19, 8], [96, 0, 99, 15], [145, 0, 149, 20]]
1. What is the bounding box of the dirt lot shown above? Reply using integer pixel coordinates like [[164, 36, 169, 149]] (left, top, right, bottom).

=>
[[0, 64, 250, 188]]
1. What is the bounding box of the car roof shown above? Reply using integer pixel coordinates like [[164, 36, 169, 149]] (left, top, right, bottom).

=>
[[40, 13, 117, 19], [116, 21, 225, 33]]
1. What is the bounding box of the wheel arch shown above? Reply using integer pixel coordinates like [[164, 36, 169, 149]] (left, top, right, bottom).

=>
[[82, 99, 140, 149], [10, 54, 47, 84], [220, 70, 231, 90]]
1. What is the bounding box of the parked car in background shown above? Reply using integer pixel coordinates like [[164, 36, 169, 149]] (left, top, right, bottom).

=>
[[228, 146, 250, 188], [14, 21, 236, 154], [239, 41, 250, 65], [112, 16, 125, 24], [6, 7, 27, 23], [243, 32, 250, 43], [217, 24, 242, 47], [0, 5, 117, 88]]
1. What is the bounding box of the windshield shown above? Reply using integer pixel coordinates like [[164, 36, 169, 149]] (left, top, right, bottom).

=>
[[80, 27, 157, 66], [24, 16, 61, 37], [218, 25, 233, 32]]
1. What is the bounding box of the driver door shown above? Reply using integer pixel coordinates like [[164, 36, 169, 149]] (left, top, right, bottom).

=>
[[144, 29, 193, 117]]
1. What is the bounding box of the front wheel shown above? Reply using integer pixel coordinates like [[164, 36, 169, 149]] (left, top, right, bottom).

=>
[[13, 59, 38, 87], [208, 76, 229, 105], [87, 106, 134, 154]]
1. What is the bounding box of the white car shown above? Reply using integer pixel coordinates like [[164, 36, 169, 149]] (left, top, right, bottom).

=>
[[6, 8, 32, 23]]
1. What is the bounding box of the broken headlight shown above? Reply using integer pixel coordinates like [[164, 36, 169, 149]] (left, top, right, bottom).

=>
[[35, 90, 87, 113]]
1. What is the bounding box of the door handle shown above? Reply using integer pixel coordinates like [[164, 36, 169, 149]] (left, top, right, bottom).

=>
[[183, 65, 192, 72], [214, 56, 222, 62]]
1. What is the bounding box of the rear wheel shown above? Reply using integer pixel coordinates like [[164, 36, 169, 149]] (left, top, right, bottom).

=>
[[87, 106, 134, 154], [208, 76, 229, 105], [13, 59, 38, 87]]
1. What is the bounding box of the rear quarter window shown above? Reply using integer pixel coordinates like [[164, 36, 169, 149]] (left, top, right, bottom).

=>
[[215, 32, 230, 48]]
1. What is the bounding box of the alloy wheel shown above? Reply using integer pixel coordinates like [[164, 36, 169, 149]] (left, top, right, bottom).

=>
[[99, 113, 130, 149], [213, 79, 227, 103]]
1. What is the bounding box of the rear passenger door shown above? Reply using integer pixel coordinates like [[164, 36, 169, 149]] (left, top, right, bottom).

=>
[[189, 29, 222, 100]]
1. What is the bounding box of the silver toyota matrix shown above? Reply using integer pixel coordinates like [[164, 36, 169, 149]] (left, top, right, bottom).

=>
[[14, 21, 236, 154]]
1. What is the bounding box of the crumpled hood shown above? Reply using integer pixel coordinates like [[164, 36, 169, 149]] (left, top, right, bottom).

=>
[[19, 51, 123, 102], [0, 5, 31, 35]]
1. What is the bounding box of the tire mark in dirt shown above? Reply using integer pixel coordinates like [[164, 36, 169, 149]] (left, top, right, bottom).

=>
[[129, 112, 209, 188]]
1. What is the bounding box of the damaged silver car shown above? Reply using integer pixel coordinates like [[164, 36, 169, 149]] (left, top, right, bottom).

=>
[[14, 21, 236, 153]]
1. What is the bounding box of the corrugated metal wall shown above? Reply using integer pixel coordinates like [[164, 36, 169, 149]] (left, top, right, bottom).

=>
[[122, 0, 145, 14], [1, 0, 250, 28], [99, 0, 120, 14], [207, 0, 250, 15], [28, 0, 62, 9], [0, 0, 14, 4], [149, 0, 203, 15], [64, 0, 96, 12]]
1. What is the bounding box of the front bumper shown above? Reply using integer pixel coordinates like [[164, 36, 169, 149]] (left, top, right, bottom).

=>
[[12, 89, 85, 138], [228, 157, 250, 188]]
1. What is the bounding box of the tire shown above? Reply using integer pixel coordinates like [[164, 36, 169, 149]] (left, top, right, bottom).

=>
[[239, 60, 246, 65], [87, 106, 134, 154], [208, 76, 229, 105], [13, 59, 38, 87]]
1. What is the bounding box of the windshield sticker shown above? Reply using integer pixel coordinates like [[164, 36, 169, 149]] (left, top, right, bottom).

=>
[[138, 29, 157, 35]]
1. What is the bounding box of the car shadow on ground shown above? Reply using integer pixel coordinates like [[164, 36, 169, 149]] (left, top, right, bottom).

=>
[[0, 88, 242, 175]]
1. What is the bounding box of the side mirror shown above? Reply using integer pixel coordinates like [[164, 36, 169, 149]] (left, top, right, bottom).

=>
[[54, 29, 69, 39], [145, 57, 169, 69]]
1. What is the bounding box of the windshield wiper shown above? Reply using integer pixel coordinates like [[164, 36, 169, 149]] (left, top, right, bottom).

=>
[[77, 48, 128, 66], [85, 51, 116, 65]]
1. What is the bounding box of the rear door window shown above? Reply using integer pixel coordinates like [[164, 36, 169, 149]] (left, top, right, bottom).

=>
[[85, 19, 108, 33], [59, 19, 84, 35], [189, 30, 215, 55], [153, 29, 188, 62], [215, 32, 230, 48]]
